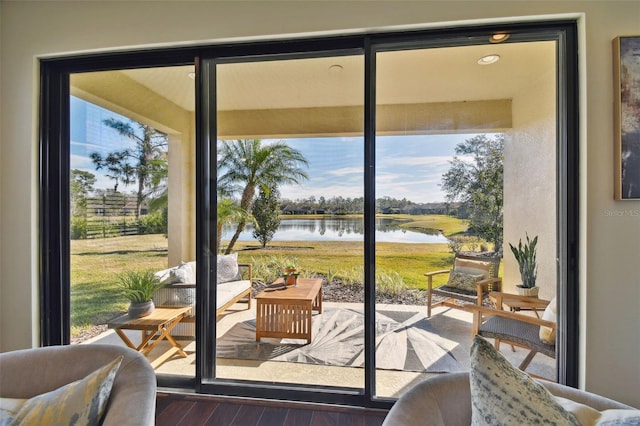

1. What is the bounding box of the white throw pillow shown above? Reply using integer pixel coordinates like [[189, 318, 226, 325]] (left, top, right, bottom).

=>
[[469, 335, 580, 425], [540, 296, 557, 344], [170, 261, 195, 284], [217, 253, 239, 284]]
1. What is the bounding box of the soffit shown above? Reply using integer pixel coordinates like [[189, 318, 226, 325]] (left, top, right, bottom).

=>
[[117, 40, 555, 112]]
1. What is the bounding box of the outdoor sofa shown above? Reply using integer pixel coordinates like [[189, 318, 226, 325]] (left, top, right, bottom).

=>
[[153, 256, 252, 336]]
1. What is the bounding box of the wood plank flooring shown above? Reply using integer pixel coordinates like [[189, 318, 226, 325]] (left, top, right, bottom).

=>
[[156, 392, 389, 426]]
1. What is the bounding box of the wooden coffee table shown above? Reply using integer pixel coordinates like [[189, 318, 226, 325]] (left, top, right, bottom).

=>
[[255, 277, 322, 343]]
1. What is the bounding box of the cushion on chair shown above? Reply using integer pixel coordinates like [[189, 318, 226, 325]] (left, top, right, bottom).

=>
[[446, 270, 485, 292], [469, 335, 580, 425], [9, 356, 123, 426], [479, 315, 556, 358], [540, 296, 557, 344], [217, 253, 239, 284], [453, 258, 492, 279]]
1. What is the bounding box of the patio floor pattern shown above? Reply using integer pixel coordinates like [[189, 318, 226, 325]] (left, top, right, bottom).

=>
[[82, 302, 555, 398]]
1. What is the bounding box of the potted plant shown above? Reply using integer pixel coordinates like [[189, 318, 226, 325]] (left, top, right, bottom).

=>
[[509, 234, 539, 297], [282, 263, 299, 286], [117, 269, 166, 318]]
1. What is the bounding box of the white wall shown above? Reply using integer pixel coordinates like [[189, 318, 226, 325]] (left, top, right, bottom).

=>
[[504, 59, 557, 300], [1, 0, 639, 407]]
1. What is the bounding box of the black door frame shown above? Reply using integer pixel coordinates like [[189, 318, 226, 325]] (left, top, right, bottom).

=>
[[39, 21, 578, 407]]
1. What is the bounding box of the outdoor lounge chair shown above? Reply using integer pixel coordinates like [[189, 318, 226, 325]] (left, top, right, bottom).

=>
[[468, 292, 555, 376], [425, 253, 501, 317]]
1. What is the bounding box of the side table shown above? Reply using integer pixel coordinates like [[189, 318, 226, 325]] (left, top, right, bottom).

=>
[[108, 305, 192, 369]]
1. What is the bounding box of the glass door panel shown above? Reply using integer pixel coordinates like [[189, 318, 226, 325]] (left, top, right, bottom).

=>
[[69, 66, 196, 377], [212, 55, 365, 389], [374, 41, 558, 398]]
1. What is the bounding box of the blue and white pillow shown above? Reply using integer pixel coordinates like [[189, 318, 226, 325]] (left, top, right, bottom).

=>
[[469, 336, 580, 425]]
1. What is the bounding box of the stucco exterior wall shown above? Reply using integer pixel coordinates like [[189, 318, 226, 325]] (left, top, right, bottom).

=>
[[503, 58, 557, 301], [1, 0, 638, 407]]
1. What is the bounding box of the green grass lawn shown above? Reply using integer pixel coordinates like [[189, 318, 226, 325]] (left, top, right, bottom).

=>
[[70, 234, 170, 336], [70, 214, 475, 337]]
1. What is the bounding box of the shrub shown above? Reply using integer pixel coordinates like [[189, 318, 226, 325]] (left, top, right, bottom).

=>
[[376, 270, 407, 296], [70, 216, 87, 240], [138, 211, 166, 235], [250, 255, 301, 284]]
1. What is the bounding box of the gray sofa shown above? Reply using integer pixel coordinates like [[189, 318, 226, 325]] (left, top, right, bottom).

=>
[[0, 344, 156, 426], [382, 372, 634, 426]]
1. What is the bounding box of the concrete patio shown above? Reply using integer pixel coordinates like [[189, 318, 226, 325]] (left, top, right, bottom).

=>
[[82, 302, 555, 399]]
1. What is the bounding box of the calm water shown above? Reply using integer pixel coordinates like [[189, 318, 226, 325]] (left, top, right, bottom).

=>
[[222, 217, 448, 243]]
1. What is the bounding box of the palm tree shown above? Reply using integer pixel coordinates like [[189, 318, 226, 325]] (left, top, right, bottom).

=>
[[216, 198, 249, 253], [217, 139, 309, 254]]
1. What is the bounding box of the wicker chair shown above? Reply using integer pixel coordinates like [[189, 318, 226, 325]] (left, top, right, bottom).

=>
[[468, 292, 555, 376], [425, 253, 502, 317]]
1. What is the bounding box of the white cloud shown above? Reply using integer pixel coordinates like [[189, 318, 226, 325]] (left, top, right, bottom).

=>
[[328, 167, 363, 177]]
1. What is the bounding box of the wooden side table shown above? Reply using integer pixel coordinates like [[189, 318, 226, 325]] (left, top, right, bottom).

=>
[[254, 277, 322, 344], [108, 306, 192, 369]]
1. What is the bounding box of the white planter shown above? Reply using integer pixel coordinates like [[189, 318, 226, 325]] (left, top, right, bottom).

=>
[[516, 286, 539, 298]]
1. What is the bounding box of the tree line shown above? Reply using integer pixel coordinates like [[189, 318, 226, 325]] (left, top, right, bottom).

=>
[[72, 117, 503, 254]]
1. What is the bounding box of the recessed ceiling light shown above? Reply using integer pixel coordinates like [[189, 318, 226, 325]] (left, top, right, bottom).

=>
[[477, 54, 500, 65], [490, 33, 510, 43]]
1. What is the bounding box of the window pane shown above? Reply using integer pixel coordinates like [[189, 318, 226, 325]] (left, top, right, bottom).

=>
[[213, 55, 365, 389], [374, 42, 557, 398], [69, 67, 196, 378]]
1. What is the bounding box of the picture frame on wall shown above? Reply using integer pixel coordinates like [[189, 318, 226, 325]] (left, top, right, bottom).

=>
[[613, 36, 640, 200]]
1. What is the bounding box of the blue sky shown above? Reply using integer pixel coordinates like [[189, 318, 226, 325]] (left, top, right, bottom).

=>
[[277, 134, 473, 203], [71, 96, 479, 203], [70, 96, 135, 190]]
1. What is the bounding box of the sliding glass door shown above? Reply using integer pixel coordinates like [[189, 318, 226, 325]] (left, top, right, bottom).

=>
[[200, 53, 366, 391], [40, 21, 577, 406], [373, 40, 560, 397]]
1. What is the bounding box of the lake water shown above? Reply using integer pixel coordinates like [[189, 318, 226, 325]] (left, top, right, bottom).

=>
[[222, 217, 449, 243]]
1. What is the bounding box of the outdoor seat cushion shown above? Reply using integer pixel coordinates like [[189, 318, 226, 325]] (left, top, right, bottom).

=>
[[431, 285, 479, 301], [479, 315, 556, 358], [217, 279, 251, 310]]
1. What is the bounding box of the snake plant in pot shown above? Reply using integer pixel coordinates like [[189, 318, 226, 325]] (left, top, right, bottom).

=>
[[117, 269, 166, 318], [509, 234, 539, 297]]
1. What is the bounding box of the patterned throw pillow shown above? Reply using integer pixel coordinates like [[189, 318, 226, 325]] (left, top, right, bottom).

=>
[[217, 253, 239, 284], [11, 355, 123, 426], [447, 270, 484, 292], [470, 336, 580, 425]]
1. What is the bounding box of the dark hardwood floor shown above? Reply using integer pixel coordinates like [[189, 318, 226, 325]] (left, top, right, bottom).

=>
[[156, 392, 389, 426]]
